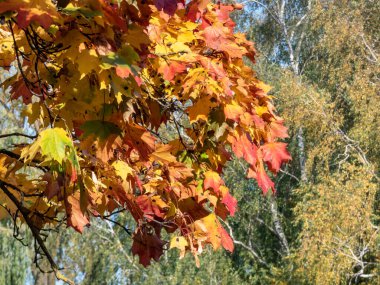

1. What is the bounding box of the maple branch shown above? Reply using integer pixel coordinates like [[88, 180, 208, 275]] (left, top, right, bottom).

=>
[[8, 208, 30, 246], [103, 216, 132, 236], [0, 181, 74, 285], [173, 117, 189, 150], [0, 179, 43, 198], [8, 21, 38, 90], [0, 203, 28, 245], [0, 148, 48, 172], [24, 28, 47, 97], [0, 0, 298, 270], [0, 132, 37, 139], [102, 208, 126, 218]]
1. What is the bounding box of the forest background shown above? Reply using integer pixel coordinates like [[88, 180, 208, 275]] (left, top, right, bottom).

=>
[[0, 0, 379, 284]]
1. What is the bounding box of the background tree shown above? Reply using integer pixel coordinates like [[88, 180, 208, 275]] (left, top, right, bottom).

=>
[[238, 0, 379, 283]]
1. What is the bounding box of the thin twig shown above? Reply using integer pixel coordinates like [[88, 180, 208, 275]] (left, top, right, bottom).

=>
[[0, 132, 37, 139], [103, 216, 132, 235]]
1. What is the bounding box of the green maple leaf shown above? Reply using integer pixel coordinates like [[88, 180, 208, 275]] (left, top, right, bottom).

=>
[[39, 128, 74, 164], [80, 120, 121, 141], [100, 45, 140, 69], [62, 3, 103, 18]]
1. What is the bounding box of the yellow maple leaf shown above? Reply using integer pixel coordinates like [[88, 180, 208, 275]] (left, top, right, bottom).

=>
[[77, 48, 99, 79], [0, 155, 7, 178], [150, 145, 177, 163], [170, 236, 188, 259], [112, 160, 134, 181], [256, 81, 272, 93]]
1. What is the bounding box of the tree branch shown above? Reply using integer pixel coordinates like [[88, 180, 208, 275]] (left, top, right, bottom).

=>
[[0, 181, 74, 285], [0, 132, 37, 139], [0, 148, 48, 171], [221, 220, 269, 267], [269, 195, 290, 256], [360, 34, 378, 63], [103, 216, 132, 236], [0, 179, 43, 197], [279, 169, 300, 182]]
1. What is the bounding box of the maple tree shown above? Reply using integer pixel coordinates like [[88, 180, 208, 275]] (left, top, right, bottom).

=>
[[0, 0, 290, 283]]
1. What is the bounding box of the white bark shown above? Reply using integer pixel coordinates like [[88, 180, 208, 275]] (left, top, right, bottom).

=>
[[269, 195, 290, 255], [297, 127, 308, 182]]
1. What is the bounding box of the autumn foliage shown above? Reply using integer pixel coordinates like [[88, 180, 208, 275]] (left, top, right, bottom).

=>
[[0, 0, 290, 272]]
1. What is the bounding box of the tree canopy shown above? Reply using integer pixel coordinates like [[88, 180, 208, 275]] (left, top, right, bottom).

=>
[[0, 0, 291, 283]]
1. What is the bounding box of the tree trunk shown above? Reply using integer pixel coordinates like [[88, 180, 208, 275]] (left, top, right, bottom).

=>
[[269, 195, 290, 255], [297, 127, 308, 182]]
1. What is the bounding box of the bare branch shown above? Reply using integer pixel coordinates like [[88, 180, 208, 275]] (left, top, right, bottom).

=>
[[221, 220, 269, 267], [360, 34, 378, 63], [103, 216, 132, 236], [0, 132, 37, 139], [279, 169, 300, 182]]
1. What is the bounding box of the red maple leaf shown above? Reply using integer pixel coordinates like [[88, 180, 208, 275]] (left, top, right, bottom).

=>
[[248, 164, 275, 194], [115, 66, 132, 79], [159, 61, 187, 81], [229, 133, 258, 166], [131, 225, 164, 267], [11, 79, 33, 104], [17, 8, 54, 29], [218, 226, 234, 252], [123, 123, 156, 161], [136, 195, 167, 219], [260, 142, 291, 173], [268, 121, 289, 140], [65, 195, 90, 233], [221, 192, 237, 217], [154, 0, 180, 15], [204, 171, 223, 195]]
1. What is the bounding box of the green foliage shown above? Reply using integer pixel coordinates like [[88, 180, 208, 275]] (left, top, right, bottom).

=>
[[0, 221, 29, 284]]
